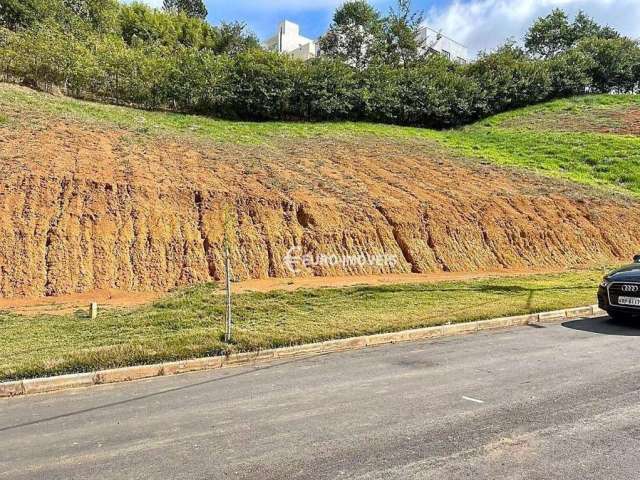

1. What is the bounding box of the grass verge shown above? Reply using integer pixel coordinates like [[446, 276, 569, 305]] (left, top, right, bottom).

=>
[[0, 270, 605, 382]]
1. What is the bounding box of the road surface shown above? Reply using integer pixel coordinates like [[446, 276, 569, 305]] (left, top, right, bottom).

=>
[[2, 316, 640, 479]]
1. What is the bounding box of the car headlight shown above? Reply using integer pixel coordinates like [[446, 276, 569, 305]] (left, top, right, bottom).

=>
[[600, 278, 611, 288]]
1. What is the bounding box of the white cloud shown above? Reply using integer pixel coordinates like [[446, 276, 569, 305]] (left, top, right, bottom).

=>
[[425, 0, 640, 56]]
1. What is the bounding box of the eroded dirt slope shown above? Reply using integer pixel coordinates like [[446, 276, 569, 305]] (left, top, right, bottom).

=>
[[1, 98, 639, 297]]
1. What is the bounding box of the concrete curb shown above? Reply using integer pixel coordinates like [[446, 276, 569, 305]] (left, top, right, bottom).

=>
[[0, 305, 606, 399]]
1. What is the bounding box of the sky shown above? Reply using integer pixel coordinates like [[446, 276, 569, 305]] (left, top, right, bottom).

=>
[[140, 0, 640, 57]]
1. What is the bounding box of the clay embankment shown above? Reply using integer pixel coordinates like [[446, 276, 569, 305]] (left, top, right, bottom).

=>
[[0, 120, 635, 297]]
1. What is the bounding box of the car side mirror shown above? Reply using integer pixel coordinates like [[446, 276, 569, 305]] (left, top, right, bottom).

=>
[[635, 254, 640, 263]]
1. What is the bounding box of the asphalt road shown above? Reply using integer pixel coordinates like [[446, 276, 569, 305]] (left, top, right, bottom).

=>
[[2, 315, 640, 480]]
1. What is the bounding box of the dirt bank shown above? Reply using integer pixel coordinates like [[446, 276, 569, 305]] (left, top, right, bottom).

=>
[[0, 289, 160, 316], [0, 112, 637, 297]]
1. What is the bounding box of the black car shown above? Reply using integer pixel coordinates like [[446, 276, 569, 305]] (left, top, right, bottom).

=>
[[598, 255, 640, 320]]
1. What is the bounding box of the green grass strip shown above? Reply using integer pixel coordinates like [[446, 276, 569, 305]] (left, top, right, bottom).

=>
[[0, 270, 605, 382]]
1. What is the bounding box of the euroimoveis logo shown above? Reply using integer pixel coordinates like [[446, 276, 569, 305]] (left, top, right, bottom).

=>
[[283, 246, 399, 274]]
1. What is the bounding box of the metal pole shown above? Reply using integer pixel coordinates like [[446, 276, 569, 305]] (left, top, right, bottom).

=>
[[224, 243, 232, 343]]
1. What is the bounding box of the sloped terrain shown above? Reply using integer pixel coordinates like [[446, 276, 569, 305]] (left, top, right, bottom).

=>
[[0, 84, 639, 297], [493, 94, 640, 134], [440, 94, 640, 193]]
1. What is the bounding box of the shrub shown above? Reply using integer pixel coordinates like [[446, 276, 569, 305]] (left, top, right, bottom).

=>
[[577, 37, 640, 93], [466, 45, 553, 117], [400, 56, 480, 127], [294, 58, 360, 120], [1, 1, 638, 128], [361, 64, 403, 122], [223, 50, 296, 120], [547, 49, 592, 96], [162, 48, 232, 112]]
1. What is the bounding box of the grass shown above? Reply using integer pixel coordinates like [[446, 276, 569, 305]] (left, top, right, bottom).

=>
[[2, 83, 639, 195], [0, 270, 606, 382], [475, 94, 640, 130], [435, 95, 640, 195], [0, 84, 438, 144], [440, 129, 640, 193]]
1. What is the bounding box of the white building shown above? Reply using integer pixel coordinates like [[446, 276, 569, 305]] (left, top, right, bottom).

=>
[[264, 20, 317, 61], [264, 20, 468, 64], [417, 25, 468, 63]]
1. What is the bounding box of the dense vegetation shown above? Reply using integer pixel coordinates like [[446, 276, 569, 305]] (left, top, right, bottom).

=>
[[0, 1, 639, 127]]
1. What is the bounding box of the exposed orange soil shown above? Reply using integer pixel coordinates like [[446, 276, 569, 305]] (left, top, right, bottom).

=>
[[1, 90, 639, 298], [0, 289, 160, 315]]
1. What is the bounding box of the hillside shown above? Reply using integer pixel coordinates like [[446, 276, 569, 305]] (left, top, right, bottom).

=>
[[443, 95, 640, 192], [1, 83, 639, 298]]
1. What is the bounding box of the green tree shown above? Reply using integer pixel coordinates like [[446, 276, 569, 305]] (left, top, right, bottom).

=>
[[578, 37, 640, 93], [572, 11, 619, 42], [62, 0, 119, 32], [120, 2, 180, 46], [162, 0, 207, 20], [6, 21, 73, 90], [225, 50, 296, 120], [161, 48, 231, 112], [2, 0, 638, 130], [467, 43, 552, 116], [526, 9, 621, 59], [361, 64, 402, 122], [119, 3, 220, 51], [547, 49, 592, 96], [293, 57, 358, 120], [319, 0, 386, 70], [384, 0, 424, 67], [400, 55, 479, 127], [525, 9, 573, 58], [0, 27, 23, 80], [0, 0, 61, 30], [210, 22, 259, 55]]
